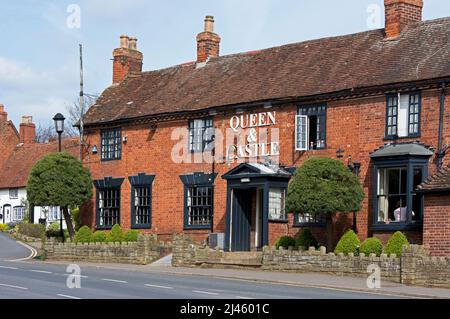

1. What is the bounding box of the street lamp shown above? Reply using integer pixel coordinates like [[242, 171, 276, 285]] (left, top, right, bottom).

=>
[[53, 113, 65, 242]]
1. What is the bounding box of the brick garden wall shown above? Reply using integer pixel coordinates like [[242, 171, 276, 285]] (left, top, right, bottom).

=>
[[44, 235, 170, 265], [423, 194, 450, 256], [172, 234, 450, 288]]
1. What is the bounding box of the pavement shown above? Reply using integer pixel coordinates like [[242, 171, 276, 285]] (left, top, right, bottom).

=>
[[1, 233, 450, 299]]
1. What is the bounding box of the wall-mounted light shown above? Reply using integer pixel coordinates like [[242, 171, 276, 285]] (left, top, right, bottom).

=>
[[264, 102, 273, 109], [347, 155, 361, 176], [92, 145, 98, 155], [122, 136, 128, 143], [336, 148, 345, 158], [236, 107, 245, 114], [149, 123, 157, 131]]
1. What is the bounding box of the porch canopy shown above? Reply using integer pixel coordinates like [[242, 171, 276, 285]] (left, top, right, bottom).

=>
[[222, 163, 293, 251]]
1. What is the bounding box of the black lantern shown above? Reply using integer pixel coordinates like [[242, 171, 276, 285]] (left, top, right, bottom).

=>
[[52, 113, 65, 242], [53, 113, 65, 152]]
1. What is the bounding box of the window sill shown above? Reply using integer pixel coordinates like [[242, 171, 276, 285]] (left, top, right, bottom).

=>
[[384, 134, 421, 141], [131, 224, 152, 230], [293, 222, 326, 228], [100, 158, 122, 162], [370, 222, 423, 232], [95, 226, 113, 230], [269, 219, 289, 224], [184, 225, 212, 230]]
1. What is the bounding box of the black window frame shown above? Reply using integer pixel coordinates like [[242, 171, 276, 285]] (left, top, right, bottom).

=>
[[94, 177, 124, 230], [100, 127, 122, 161], [188, 118, 214, 153], [371, 157, 427, 231], [129, 173, 155, 229], [293, 212, 326, 227], [180, 173, 217, 230], [297, 104, 327, 150], [385, 92, 421, 139]]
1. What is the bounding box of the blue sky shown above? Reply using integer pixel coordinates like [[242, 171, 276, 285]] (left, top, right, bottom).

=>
[[0, 0, 449, 128]]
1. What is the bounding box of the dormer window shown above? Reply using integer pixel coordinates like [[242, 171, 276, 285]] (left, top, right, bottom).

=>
[[386, 92, 421, 139]]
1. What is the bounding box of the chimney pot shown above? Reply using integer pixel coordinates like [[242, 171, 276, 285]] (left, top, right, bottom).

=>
[[204, 16, 215, 33], [0, 104, 7, 124], [120, 35, 130, 49], [129, 37, 138, 50]]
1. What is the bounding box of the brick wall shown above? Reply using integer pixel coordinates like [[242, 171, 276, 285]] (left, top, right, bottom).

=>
[[0, 122, 19, 169], [81, 88, 447, 248], [44, 235, 170, 265], [423, 194, 450, 256]]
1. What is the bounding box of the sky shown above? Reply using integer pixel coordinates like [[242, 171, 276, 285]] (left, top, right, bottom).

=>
[[0, 0, 449, 128]]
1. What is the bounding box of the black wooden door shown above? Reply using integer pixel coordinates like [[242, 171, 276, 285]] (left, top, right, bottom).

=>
[[231, 189, 252, 251]]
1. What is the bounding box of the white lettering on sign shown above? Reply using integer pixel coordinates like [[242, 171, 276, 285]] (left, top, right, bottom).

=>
[[230, 111, 276, 132], [226, 111, 280, 162]]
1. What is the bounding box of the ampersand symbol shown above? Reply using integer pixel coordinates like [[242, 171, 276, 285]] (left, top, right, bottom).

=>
[[247, 128, 258, 143]]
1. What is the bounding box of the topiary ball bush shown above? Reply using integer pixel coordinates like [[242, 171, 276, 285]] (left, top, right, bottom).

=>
[[334, 229, 360, 255], [107, 224, 123, 243], [92, 231, 107, 243], [360, 237, 383, 257], [275, 236, 296, 249], [123, 230, 139, 242], [384, 231, 410, 257], [295, 228, 319, 249], [74, 226, 93, 243]]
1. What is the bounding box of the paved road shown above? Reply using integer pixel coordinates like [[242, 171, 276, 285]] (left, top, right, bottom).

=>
[[0, 233, 31, 261], [0, 234, 404, 299]]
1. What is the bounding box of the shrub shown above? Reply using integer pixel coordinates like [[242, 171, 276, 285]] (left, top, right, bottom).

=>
[[46, 222, 63, 238], [71, 208, 81, 232], [0, 224, 9, 232], [295, 228, 319, 249], [275, 236, 296, 249], [107, 224, 123, 243], [123, 230, 139, 242], [360, 237, 383, 257], [18, 223, 45, 239], [384, 231, 410, 257], [92, 231, 107, 243], [334, 229, 360, 255], [74, 226, 93, 243]]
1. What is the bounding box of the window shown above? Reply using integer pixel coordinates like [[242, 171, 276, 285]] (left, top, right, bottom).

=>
[[101, 128, 122, 161], [129, 173, 155, 229], [294, 213, 326, 226], [386, 93, 421, 138], [268, 188, 287, 221], [98, 188, 121, 228], [13, 206, 25, 221], [9, 188, 18, 199], [189, 118, 213, 153], [296, 105, 326, 151], [186, 186, 213, 228], [47, 207, 60, 221], [376, 167, 424, 225]]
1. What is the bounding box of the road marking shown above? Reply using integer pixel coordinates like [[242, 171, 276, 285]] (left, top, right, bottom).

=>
[[0, 283, 28, 290], [30, 270, 53, 274], [145, 284, 173, 290], [192, 290, 220, 296], [236, 296, 255, 299], [0, 266, 18, 270], [7, 241, 37, 262], [101, 278, 128, 284], [63, 274, 88, 279], [57, 294, 82, 300]]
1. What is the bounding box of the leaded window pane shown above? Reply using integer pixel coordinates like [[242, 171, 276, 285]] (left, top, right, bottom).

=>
[[186, 186, 212, 226], [133, 186, 151, 226], [98, 188, 120, 227], [189, 118, 214, 153], [101, 128, 121, 160], [268, 188, 286, 220]]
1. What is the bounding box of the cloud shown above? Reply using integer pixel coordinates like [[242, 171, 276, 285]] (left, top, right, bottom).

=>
[[0, 57, 44, 88], [83, 0, 148, 20]]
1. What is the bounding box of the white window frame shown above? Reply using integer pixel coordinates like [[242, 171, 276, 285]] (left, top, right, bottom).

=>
[[13, 206, 25, 221], [9, 188, 18, 200], [295, 115, 309, 151], [268, 188, 287, 221]]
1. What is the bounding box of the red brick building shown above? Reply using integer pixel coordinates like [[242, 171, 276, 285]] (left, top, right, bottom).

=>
[[80, 0, 450, 253]]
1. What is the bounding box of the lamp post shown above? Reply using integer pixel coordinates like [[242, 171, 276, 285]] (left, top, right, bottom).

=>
[[53, 113, 65, 242]]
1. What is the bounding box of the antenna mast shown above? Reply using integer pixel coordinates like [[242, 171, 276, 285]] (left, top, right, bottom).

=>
[[79, 44, 85, 160]]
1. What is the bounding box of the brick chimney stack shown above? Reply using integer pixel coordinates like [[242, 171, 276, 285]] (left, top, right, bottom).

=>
[[19, 116, 36, 144], [112, 35, 143, 84], [0, 104, 7, 124], [385, 0, 423, 38], [197, 16, 221, 63]]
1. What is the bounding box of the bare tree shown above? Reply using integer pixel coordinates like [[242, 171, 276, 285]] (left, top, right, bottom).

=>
[[66, 93, 98, 136]]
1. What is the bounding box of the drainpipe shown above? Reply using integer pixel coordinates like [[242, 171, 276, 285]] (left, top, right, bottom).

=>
[[437, 82, 447, 169]]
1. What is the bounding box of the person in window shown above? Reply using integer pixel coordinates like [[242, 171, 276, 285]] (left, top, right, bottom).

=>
[[393, 201, 414, 222]]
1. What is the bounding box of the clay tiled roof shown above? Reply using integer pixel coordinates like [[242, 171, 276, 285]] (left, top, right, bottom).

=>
[[83, 18, 450, 126], [417, 166, 450, 193], [0, 138, 80, 189]]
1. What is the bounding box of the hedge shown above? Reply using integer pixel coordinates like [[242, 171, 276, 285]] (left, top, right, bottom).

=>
[[384, 231, 410, 257], [107, 224, 123, 243], [92, 231, 107, 243], [275, 236, 296, 249], [74, 226, 93, 243], [360, 237, 383, 257], [334, 229, 360, 255], [18, 223, 45, 239], [295, 228, 319, 249]]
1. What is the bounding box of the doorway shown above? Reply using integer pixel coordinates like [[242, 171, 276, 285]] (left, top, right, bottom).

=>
[[3, 205, 11, 224]]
